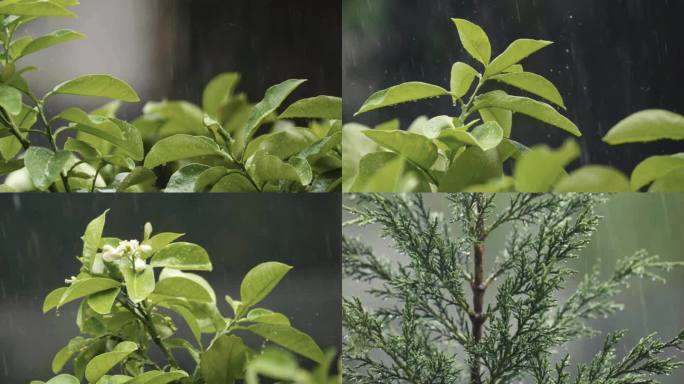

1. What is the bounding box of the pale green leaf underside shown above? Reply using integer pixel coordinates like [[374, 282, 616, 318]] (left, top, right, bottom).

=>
[[452, 18, 491, 65], [355, 82, 449, 115], [280, 95, 342, 120], [603, 109, 684, 144], [553, 166, 630, 192], [50, 74, 140, 102], [631, 153, 684, 191]]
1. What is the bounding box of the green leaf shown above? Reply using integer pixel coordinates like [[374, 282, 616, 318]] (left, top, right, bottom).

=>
[[484, 39, 553, 77], [202, 72, 241, 117], [241, 262, 292, 307], [124, 370, 188, 384], [150, 242, 212, 271], [52, 337, 88, 374], [165, 163, 210, 192], [350, 152, 405, 192], [168, 305, 202, 345], [49, 74, 139, 102], [142, 100, 205, 137], [246, 324, 324, 363], [479, 108, 512, 137], [86, 288, 120, 315], [0, 84, 22, 115], [200, 335, 250, 384], [342, 123, 379, 189], [514, 140, 580, 192], [649, 168, 684, 192], [85, 341, 138, 383], [210, 172, 258, 192], [288, 156, 313, 185], [438, 147, 502, 192], [355, 82, 449, 115], [24, 147, 70, 191], [248, 151, 311, 186], [153, 268, 216, 303], [244, 128, 317, 160], [603, 109, 684, 144], [44, 374, 80, 384], [115, 167, 156, 192], [631, 153, 684, 191], [553, 166, 630, 192], [64, 137, 100, 159], [437, 121, 503, 151], [0, 1, 76, 17], [20, 29, 86, 57], [490, 71, 565, 108], [43, 287, 68, 313], [280, 95, 342, 120], [364, 130, 438, 170], [0, 159, 23, 175], [53, 278, 120, 311], [243, 79, 307, 142], [55, 108, 144, 160], [120, 264, 155, 304], [144, 134, 222, 169], [450, 62, 478, 100], [142, 232, 184, 257], [474, 91, 581, 136], [246, 308, 291, 326], [452, 18, 491, 65]]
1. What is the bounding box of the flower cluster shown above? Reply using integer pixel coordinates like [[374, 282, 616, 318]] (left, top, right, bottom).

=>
[[102, 239, 151, 273]]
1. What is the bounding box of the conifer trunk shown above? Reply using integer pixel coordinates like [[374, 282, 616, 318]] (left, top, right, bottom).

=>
[[470, 195, 487, 384]]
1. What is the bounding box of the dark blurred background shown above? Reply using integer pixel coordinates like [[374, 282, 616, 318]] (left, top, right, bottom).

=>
[[21, 0, 341, 120], [0, 193, 341, 382], [343, 0, 684, 174]]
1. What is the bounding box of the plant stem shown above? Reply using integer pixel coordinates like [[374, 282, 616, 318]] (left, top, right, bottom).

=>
[[36, 102, 70, 192], [459, 77, 485, 122], [0, 108, 30, 149], [469, 194, 488, 384], [118, 297, 180, 370]]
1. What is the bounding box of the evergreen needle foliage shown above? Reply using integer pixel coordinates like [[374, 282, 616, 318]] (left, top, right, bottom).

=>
[[342, 193, 684, 384]]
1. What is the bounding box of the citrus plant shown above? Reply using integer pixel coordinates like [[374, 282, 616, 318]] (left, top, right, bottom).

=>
[[33, 210, 338, 383], [343, 193, 684, 384], [0, 1, 341, 193], [343, 18, 684, 192]]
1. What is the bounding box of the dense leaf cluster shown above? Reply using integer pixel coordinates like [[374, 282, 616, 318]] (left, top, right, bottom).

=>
[[343, 18, 684, 192], [0, 1, 341, 193], [34, 211, 340, 384], [343, 193, 684, 383]]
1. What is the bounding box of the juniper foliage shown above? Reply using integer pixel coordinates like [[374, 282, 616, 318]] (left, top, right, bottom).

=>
[[342, 193, 684, 384]]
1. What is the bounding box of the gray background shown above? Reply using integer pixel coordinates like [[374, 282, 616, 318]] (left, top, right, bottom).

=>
[[344, 193, 684, 383], [343, 0, 684, 174], [0, 193, 341, 382]]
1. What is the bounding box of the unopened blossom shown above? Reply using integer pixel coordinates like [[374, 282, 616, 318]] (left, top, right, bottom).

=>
[[102, 244, 124, 262], [134, 257, 147, 273], [64, 276, 77, 285]]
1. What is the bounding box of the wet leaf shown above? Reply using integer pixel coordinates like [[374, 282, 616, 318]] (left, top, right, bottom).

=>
[[151, 242, 212, 271], [452, 18, 491, 65], [50, 74, 139, 102], [553, 166, 630, 192], [603, 109, 684, 144], [355, 82, 449, 115], [241, 262, 292, 307]]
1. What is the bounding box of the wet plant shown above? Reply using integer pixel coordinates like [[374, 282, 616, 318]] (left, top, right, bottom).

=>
[[0, 1, 341, 193], [343, 193, 684, 383], [33, 210, 340, 383], [344, 18, 684, 192]]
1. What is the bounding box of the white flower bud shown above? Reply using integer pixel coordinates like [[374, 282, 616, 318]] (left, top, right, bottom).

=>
[[64, 276, 77, 285], [102, 244, 124, 262], [134, 257, 147, 273], [139, 244, 152, 254]]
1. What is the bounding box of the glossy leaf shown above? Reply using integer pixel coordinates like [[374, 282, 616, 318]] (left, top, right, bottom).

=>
[[153, 268, 215, 303], [450, 62, 478, 100], [0, 1, 76, 17], [0, 84, 22, 115], [438, 147, 502, 192], [437, 121, 503, 151], [43, 287, 68, 313], [142, 232, 184, 257], [241, 262, 292, 307], [243, 79, 307, 142], [54, 278, 120, 311], [200, 335, 250, 384], [84, 341, 138, 382], [474, 91, 581, 136], [52, 337, 88, 374], [479, 108, 513, 137], [24, 147, 70, 191], [631, 153, 684, 191], [144, 134, 222, 169], [650, 168, 684, 192], [150, 242, 212, 271], [490, 71, 565, 108], [248, 151, 311, 186], [50, 74, 139, 102], [210, 172, 257, 192], [364, 129, 438, 170], [21, 29, 86, 57], [44, 374, 79, 384], [554, 166, 630, 192], [165, 164, 210, 192], [202, 72, 241, 117], [244, 128, 316, 160], [116, 167, 156, 192], [86, 288, 120, 315], [514, 140, 580, 192], [80, 210, 108, 269], [603, 109, 684, 144], [246, 324, 324, 363], [452, 18, 491, 65], [280, 95, 342, 120], [125, 370, 188, 384], [350, 152, 404, 192], [355, 82, 449, 115], [168, 305, 202, 344], [246, 308, 291, 326], [485, 39, 553, 77], [120, 264, 155, 304]]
